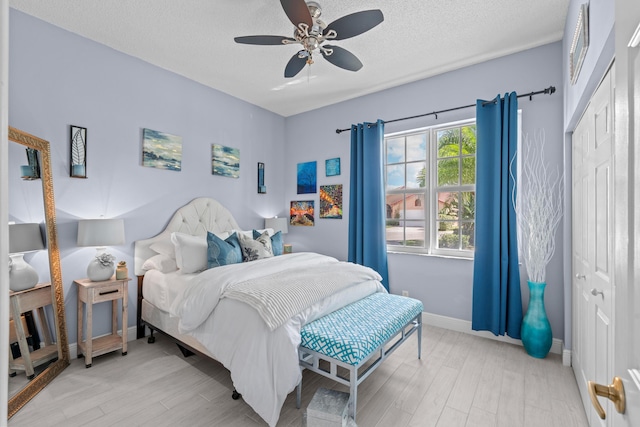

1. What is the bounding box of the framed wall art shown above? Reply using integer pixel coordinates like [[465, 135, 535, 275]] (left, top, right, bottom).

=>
[[212, 144, 240, 178], [297, 161, 317, 194], [325, 157, 340, 176], [142, 128, 182, 171], [290, 200, 315, 226], [258, 162, 266, 193], [70, 125, 87, 178], [320, 184, 343, 219], [569, 3, 589, 85], [20, 148, 41, 180]]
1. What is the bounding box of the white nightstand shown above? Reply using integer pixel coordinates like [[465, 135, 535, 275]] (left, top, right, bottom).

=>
[[75, 276, 130, 368]]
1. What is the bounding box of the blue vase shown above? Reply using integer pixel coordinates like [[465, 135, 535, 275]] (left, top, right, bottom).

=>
[[521, 281, 552, 358]]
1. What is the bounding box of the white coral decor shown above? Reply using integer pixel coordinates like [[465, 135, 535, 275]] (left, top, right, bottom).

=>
[[95, 253, 115, 266], [513, 130, 563, 283]]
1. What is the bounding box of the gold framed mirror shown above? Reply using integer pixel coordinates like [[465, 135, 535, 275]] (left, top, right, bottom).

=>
[[8, 127, 69, 418]]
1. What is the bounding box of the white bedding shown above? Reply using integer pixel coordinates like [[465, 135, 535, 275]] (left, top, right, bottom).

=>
[[141, 270, 197, 312], [166, 252, 386, 426]]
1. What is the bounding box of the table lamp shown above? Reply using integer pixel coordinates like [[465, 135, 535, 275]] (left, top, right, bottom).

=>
[[9, 223, 46, 292], [77, 218, 125, 281], [265, 217, 288, 236]]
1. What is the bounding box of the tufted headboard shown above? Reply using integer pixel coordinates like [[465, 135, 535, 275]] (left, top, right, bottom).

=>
[[134, 197, 240, 276]]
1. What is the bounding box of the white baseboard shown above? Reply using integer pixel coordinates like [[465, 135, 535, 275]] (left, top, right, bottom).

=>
[[68, 325, 138, 360], [422, 312, 564, 357], [562, 347, 572, 367]]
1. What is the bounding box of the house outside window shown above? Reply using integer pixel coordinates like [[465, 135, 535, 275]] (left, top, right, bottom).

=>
[[385, 119, 476, 257]]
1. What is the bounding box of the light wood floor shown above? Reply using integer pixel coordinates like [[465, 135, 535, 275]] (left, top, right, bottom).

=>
[[9, 325, 588, 427]]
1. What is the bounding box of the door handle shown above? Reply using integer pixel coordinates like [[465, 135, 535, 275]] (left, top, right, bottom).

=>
[[590, 288, 604, 297], [587, 377, 625, 419], [575, 274, 586, 280]]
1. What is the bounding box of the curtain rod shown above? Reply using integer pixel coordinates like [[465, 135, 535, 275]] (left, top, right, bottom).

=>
[[335, 85, 556, 134]]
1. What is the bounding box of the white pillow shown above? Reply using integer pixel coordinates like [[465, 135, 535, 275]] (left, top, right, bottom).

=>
[[171, 232, 206, 274], [237, 231, 274, 262], [149, 237, 176, 259], [171, 232, 230, 274], [142, 254, 178, 273]]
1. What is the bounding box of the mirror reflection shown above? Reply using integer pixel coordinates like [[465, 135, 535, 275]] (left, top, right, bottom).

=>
[[7, 127, 69, 418]]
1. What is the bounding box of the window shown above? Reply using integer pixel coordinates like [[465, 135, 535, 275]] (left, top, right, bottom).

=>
[[385, 120, 476, 257]]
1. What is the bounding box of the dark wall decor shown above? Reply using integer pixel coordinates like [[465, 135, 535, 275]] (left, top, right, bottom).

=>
[[70, 125, 87, 178], [21, 148, 41, 180], [258, 162, 266, 194]]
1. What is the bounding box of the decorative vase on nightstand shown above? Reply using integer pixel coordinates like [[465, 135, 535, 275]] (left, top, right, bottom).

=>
[[87, 253, 115, 281], [521, 281, 552, 358]]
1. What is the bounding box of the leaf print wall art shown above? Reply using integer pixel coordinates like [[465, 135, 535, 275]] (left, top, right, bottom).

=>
[[70, 125, 87, 178]]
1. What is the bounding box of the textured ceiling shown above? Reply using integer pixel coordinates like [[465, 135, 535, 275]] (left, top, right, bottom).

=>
[[10, 0, 570, 117]]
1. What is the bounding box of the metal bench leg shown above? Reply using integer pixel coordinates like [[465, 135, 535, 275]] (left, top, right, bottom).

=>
[[350, 366, 358, 421], [418, 317, 423, 359]]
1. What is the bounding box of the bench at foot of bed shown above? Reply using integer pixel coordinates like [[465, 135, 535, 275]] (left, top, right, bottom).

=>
[[297, 292, 423, 422]]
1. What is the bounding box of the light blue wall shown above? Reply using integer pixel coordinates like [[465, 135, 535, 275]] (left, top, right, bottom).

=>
[[8, 10, 287, 341], [12, 5, 609, 347], [284, 42, 565, 338]]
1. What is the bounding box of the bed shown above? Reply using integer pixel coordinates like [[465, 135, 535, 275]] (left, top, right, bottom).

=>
[[134, 197, 387, 426]]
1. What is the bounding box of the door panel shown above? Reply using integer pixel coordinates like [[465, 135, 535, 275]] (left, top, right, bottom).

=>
[[572, 66, 614, 426]]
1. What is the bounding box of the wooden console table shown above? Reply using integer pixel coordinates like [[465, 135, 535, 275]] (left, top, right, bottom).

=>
[[9, 283, 60, 379]]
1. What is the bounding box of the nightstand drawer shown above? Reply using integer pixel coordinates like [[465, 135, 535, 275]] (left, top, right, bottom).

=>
[[93, 283, 123, 303]]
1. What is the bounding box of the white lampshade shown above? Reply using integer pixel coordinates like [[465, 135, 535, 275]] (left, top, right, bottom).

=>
[[78, 218, 125, 281], [77, 219, 125, 247], [265, 217, 288, 235], [9, 223, 45, 254], [8, 223, 45, 292]]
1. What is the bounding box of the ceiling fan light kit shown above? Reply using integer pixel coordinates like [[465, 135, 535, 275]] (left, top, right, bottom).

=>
[[234, 0, 383, 78]]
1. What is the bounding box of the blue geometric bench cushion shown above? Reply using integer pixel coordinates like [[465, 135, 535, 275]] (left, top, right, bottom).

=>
[[300, 292, 423, 366]]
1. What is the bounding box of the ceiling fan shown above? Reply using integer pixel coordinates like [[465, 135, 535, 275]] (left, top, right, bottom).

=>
[[234, 0, 384, 78]]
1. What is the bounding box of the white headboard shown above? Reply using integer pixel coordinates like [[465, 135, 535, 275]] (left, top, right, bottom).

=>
[[134, 197, 240, 276]]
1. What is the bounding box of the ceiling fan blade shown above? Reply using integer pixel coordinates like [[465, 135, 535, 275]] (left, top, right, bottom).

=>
[[284, 52, 308, 78], [324, 10, 384, 40], [280, 0, 313, 28], [234, 35, 296, 45], [321, 45, 363, 72]]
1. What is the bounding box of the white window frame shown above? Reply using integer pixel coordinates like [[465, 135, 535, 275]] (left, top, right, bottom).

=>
[[385, 118, 477, 258]]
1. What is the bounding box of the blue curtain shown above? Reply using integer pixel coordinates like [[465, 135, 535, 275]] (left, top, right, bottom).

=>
[[348, 120, 389, 290], [472, 93, 522, 338]]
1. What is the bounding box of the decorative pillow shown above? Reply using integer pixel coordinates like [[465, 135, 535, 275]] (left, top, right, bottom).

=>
[[236, 228, 275, 239], [149, 238, 176, 259], [142, 254, 178, 273], [238, 231, 274, 262], [207, 231, 243, 268], [171, 232, 207, 274], [253, 229, 284, 256]]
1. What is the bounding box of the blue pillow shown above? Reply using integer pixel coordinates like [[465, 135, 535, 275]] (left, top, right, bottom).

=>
[[253, 230, 284, 256], [207, 231, 242, 268]]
